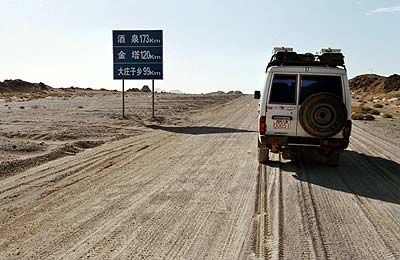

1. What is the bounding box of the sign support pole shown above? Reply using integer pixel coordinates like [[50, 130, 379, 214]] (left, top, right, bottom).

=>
[[152, 79, 155, 118], [122, 79, 125, 119]]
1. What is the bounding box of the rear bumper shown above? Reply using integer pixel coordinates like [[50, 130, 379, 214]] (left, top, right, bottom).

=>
[[259, 135, 349, 149]]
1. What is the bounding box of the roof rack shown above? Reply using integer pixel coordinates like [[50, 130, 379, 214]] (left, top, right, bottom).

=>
[[272, 47, 293, 54], [319, 48, 342, 54], [267, 47, 346, 70]]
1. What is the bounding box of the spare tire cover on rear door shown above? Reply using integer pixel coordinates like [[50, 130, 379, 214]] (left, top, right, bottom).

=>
[[299, 93, 347, 137]]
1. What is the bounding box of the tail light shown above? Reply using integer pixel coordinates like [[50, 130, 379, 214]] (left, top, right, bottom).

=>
[[259, 116, 266, 134], [343, 120, 352, 137]]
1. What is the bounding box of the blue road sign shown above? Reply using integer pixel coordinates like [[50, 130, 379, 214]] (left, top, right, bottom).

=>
[[113, 30, 163, 80]]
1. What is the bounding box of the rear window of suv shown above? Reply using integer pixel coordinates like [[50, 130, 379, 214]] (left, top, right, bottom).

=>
[[300, 75, 342, 104], [269, 74, 297, 104]]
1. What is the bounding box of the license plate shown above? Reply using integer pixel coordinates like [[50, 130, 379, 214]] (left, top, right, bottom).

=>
[[273, 120, 290, 129]]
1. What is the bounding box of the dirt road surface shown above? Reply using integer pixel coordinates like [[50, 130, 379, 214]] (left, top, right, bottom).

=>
[[1, 96, 399, 259]]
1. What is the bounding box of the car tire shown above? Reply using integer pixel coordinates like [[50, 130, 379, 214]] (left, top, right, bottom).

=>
[[258, 147, 269, 164], [299, 93, 347, 137], [281, 149, 291, 160]]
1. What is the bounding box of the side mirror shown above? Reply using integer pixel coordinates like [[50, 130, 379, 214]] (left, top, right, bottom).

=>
[[254, 90, 261, 99]]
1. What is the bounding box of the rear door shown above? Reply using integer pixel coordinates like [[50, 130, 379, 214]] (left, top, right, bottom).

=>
[[266, 74, 298, 136], [296, 74, 344, 137]]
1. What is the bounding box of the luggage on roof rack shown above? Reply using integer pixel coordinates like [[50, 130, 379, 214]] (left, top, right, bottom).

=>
[[267, 48, 345, 69], [318, 52, 345, 67], [269, 51, 299, 66], [297, 53, 316, 63]]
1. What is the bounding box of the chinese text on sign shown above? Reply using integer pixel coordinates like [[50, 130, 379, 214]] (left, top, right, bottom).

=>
[[113, 30, 163, 80]]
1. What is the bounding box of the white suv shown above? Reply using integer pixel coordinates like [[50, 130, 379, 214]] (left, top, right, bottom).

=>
[[254, 47, 352, 166]]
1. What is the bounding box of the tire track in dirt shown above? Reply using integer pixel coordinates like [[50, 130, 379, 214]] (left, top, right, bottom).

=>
[[0, 133, 158, 197], [296, 160, 332, 260], [109, 135, 239, 259], [0, 133, 174, 216], [339, 153, 400, 259], [97, 98, 256, 260], [252, 120, 400, 260], [1, 133, 180, 259], [2, 95, 399, 259], [254, 154, 286, 260], [35, 135, 203, 259], [134, 100, 257, 260], [0, 96, 259, 260], [254, 164, 267, 259]]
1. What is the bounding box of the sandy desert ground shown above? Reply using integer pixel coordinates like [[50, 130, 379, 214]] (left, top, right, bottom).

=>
[[0, 92, 399, 259], [0, 92, 240, 178]]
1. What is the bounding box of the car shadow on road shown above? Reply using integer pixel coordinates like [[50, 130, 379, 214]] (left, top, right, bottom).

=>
[[279, 150, 400, 205], [145, 125, 256, 135]]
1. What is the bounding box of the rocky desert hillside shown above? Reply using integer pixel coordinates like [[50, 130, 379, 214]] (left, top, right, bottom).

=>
[[350, 74, 400, 94], [0, 80, 163, 101], [0, 79, 53, 93], [349, 73, 400, 122]]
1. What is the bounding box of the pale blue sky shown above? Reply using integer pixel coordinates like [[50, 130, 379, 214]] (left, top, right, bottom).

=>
[[0, 0, 399, 93]]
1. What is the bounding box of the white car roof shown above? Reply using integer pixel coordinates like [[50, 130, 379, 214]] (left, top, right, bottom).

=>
[[267, 66, 346, 75]]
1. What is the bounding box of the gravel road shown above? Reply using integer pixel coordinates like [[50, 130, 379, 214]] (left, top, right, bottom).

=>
[[1, 96, 399, 259], [253, 114, 400, 259]]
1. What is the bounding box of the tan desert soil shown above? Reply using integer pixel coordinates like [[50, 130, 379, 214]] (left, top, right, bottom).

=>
[[0, 92, 240, 177], [254, 124, 400, 259], [0, 96, 399, 259], [351, 91, 400, 144]]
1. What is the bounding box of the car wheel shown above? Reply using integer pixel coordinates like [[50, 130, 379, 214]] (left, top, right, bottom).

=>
[[299, 93, 347, 137], [258, 147, 269, 164], [281, 149, 291, 160]]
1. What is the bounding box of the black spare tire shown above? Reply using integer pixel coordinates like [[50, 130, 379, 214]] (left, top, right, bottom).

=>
[[299, 93, 347, 137]]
